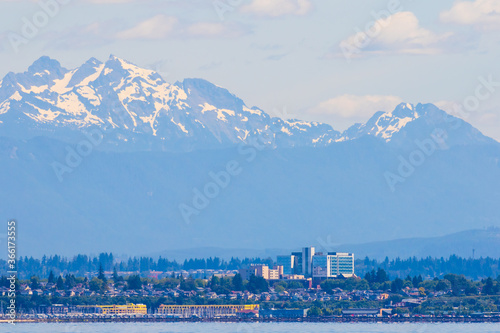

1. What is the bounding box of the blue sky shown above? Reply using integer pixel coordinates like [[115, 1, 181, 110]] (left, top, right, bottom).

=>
[[1, 0, 500, 139]]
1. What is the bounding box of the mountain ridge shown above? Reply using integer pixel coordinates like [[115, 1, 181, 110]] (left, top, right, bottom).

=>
[[1, 56, 500, 257], [0, 56, 496, 152]]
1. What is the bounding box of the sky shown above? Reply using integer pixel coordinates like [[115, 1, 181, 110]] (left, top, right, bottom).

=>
[[1, 0, 500, 140]]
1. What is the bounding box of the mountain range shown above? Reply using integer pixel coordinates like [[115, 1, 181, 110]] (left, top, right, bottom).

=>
[[1, 56, 499, 258], [150, 228, 500, 261], [1, 56, 493, 151]]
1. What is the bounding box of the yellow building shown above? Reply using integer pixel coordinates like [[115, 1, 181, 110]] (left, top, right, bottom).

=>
[[157, 304, 259, 318], [95, 304, 147, 315]]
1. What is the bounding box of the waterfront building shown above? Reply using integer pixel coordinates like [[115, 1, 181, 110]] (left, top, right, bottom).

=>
[[95, 304, 147, 315], [157, 304, 259, 318], [260, 308, 309, 318], [342, 308, 392, 317], [39, 304, 148, 315]]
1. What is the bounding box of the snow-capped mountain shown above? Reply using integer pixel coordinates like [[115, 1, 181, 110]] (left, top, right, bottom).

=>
[[342, 103, 421, 141], [0, 56, 495, 151], [0, 56, 340, 151], [340, 102, 495, 147], [1, 56, 500, 257]]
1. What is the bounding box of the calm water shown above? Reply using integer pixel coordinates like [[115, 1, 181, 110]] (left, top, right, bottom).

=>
[[3, 323, 499, 333]]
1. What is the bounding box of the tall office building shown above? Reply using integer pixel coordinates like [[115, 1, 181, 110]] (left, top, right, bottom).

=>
[[278, 247, 354, 279], [291, 251, 302, 275], [302, 247, 315, 277], [277, 255, 295, 275]]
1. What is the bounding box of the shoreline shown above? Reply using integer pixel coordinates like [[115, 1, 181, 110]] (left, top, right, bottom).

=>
[[2, 316, 499, 324]]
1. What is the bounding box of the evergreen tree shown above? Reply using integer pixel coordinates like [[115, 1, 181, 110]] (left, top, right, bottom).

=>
[[89, 277, 103, 292], [56, 276, 64, 290], [48, 271, 55, 284], [30, 276, 40, 290], [483, 277, 495, 295], [113, 267, 119, 282], [210, 276, 220, 290], [180, 277, 196, 291], [232, 273, 243, 291], [376, 268, 388, 282], [391, 278, 404, 292], [98, 264, 107, 283], [247, 275, 269, 294], [128, 275, 143, 290]]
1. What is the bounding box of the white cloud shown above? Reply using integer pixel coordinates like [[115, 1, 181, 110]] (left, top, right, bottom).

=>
[[338, 12, 452, 59], [116, 15, 178, 40], [307, 95, 403, 129], [187, 22, 225, 37], [114, 15, 245, 40], [440, 0, 500, 31], [241, 0, 312, 17], [185, 22, 244, 38]]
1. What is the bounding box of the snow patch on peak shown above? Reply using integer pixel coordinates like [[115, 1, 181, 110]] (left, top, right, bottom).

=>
[[243, 105, 262, 115], [199, 103, 235, 122], [10, 91, 22, 101], [109, 55, 156, 79], [199, 103, 216, 113], [51, 70, 76, 94]]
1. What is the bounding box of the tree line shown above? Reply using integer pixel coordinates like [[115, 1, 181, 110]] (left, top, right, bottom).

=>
[[1, 253, 499, 280], [0, 254, 273, 279]]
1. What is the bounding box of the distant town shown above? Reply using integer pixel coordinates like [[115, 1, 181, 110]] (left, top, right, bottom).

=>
[[1, 247, 500, 323]]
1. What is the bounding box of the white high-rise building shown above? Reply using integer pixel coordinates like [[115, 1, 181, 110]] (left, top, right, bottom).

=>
[[312, 252, 355, 279]]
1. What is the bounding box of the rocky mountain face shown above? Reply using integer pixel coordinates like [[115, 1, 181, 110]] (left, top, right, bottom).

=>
[[1, 56, 494, 152], [0, 56, 341, 151]]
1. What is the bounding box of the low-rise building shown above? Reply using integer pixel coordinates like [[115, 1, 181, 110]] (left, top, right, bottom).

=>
[[239, 264, 283, 280], [95, 304, 147, 315], [156, 304, 259, 318], [260, 308, 309, 318]]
